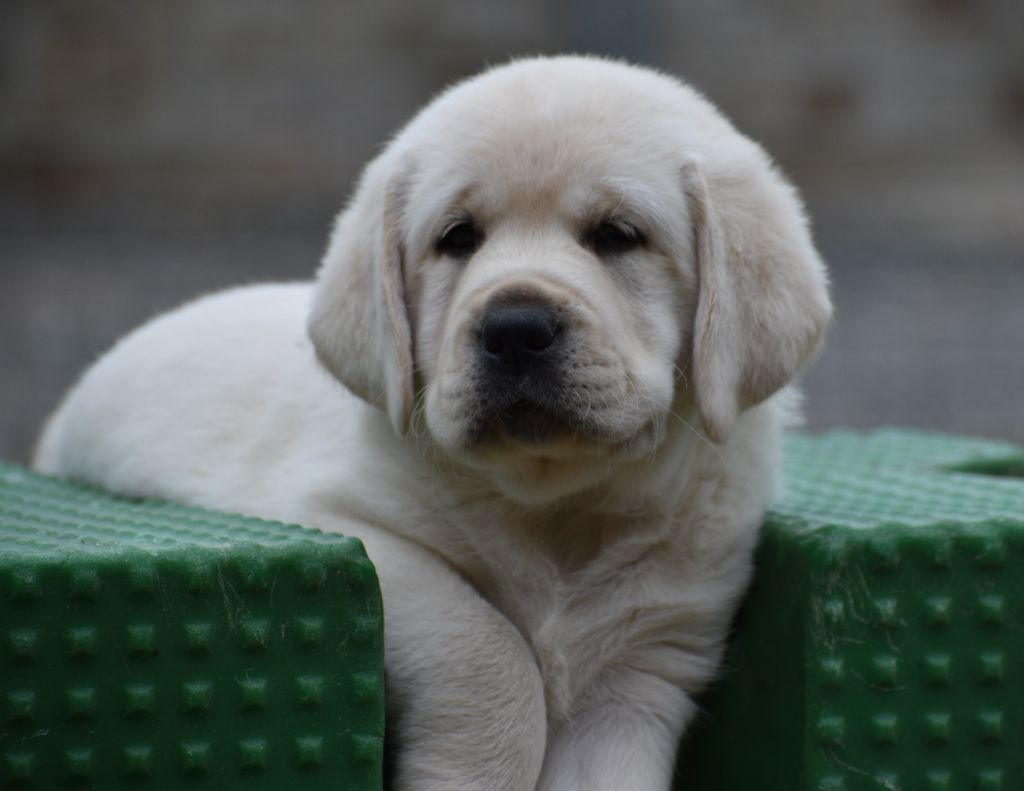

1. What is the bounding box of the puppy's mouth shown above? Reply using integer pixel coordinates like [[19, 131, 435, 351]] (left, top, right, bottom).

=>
[[481, 398, 578, 443], [467, 373, 594, 445]]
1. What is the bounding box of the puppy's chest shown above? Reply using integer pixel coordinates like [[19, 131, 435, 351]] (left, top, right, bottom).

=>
[[511, 572, 655, 723], [453, 506, 684, 721], [530, 597, 602, 719]]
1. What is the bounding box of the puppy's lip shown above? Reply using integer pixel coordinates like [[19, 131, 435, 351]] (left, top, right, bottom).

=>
[[495, 399, 573, 443], [468, 397, 581, 445]]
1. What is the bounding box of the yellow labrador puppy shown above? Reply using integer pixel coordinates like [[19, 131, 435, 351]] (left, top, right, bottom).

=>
[[36, 56, 831, 790]]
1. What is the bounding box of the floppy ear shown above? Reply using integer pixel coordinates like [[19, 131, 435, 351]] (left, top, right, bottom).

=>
[[308, 157, 414, 434], [685, 157, 832, 443]]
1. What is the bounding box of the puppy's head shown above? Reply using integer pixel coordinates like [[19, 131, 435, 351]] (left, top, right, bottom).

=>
[[309, 56, 831, 504]]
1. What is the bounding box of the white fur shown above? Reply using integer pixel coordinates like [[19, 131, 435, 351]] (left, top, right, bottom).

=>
[[35, 56, 830, 790]]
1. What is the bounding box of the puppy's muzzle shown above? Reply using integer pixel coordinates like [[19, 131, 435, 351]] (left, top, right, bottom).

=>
[[470, 296, 579, 444], [479, 301, 562, 378]]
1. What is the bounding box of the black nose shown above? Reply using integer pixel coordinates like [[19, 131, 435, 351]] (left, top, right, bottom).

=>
[[480, 305, 559, 375]]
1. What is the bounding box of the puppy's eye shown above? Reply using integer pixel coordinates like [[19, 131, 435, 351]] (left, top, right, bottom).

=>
[[589, 220, 645, 257], [437, 221, 481, 259]]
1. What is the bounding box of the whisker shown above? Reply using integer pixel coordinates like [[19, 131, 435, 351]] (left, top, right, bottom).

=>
[[665, 407, 723, 462]]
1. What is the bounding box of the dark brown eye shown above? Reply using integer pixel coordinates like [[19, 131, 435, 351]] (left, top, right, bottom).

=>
[[589, 220, 645, 257], [437, 221, 481, 259]]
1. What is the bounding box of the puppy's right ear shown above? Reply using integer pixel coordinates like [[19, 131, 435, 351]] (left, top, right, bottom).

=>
[[308, 156, 415, 435]]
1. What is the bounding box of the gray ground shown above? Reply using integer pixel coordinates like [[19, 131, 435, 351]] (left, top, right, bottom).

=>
[[2, 229, 1021, 466]]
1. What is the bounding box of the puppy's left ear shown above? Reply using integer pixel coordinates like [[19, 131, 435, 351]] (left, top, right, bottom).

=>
[[308, 156, 414, 434], [685, 155, 832, 443]]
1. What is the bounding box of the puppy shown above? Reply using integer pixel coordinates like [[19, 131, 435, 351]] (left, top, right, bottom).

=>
[[35, 56, 831, 790]]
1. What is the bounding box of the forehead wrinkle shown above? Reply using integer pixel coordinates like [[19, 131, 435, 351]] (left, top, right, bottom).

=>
[[586, 178, 677, 231], [407, 179, 479, 253], [408, 159, 681, 256], [471, 166, 676, 231]]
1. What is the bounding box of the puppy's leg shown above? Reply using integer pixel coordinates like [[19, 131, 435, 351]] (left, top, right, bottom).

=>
[[356, 529, 547, 791], [536, 665, 698, 791]]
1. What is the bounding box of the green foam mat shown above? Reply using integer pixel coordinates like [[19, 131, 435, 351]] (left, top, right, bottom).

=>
[[678, 429, 1024, 790], [5, 429, 1023, 790], [0, 464, 384, 790]]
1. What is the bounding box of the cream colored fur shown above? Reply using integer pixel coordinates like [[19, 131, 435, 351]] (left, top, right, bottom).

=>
[[35, 56, 831, 790]]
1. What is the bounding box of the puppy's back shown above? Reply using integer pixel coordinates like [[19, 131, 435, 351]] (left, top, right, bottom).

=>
[[35, 283, 329, 507]]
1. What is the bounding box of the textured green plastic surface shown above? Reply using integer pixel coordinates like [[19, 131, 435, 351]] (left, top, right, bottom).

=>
[[0, 463, 384, 790], [6, 429, 1022, 790], [677, 429, 1024, 791]]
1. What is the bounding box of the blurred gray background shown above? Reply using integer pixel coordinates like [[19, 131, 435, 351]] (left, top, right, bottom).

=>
[[2, 1, 1022, 464]]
